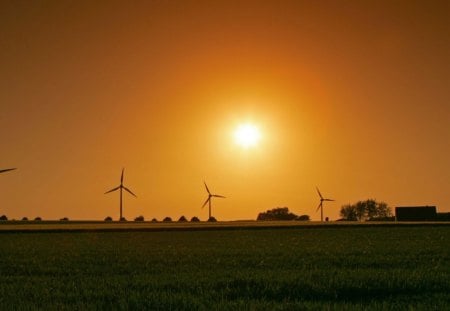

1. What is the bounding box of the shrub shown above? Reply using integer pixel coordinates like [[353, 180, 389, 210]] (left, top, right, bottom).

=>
[[21, 217, 28, 221], [151, 218, 158, 222], [134, 215, 145, 221], [163, 217, 172, 222], [190, 216, 200, 222], [60, 217, 69, 221], [104, 216, 113, 222], [0, 215, 7, 221], [207, 216, 217, 222], [257, 207, 298, 221], [34, 217, 42, 221], [178, 216, 188, 222], [296, 215, 310, 221]]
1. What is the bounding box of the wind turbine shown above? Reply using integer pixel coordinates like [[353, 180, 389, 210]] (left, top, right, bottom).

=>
[[0, 168, 17, 174], [202, 182, 225, 220], [316, 187, 334, 222], [105, 168, 136, 220]]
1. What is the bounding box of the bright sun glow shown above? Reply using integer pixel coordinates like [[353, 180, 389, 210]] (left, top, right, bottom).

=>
[[234, 123, 261, 148]]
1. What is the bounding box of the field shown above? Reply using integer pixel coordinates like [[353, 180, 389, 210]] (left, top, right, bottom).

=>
[[0, 222, 449, 310]]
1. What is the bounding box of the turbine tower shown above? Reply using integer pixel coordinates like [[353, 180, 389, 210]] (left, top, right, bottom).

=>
[[105, 168, 136, 220], [316, 187, 334, 222], [0, 168, 17, 174], [202, 182, 225, 220]]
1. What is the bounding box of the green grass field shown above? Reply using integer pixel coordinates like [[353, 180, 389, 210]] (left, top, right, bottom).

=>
[[0, 224, 449, 310]]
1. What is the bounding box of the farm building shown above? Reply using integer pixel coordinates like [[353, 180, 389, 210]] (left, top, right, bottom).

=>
[[395, 206, 437, 221]]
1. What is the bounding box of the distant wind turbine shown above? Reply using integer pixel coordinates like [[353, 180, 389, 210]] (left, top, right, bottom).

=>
[[316, 187, 334, 222], [105, 168, 136, 220], [0, 168, 17, 174], [202, 182, 225, 220]]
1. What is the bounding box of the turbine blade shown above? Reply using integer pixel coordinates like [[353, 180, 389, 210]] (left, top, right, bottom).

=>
[[324, 199, 334, 202], [316, 187, 323, 199], [316, 203, 322, 212], [0, 168, 17, 174], [202, 197, 210, 208], [213, 195, 226, 198], [123, 186, 137, 197], [121, 168, 124, 184], [104, 186, 120, 194], [204, 181, 211, 194]]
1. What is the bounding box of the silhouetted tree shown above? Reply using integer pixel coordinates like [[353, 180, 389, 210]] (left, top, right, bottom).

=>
[[178, 216, 188, 222], [21, 217, 28, 221], [296, 215, 310, 221], [163, 217, 172, 222], [257, 207, 298, 221], [0, 215, 7, 221], [151, 218, 158, 222], [34, 217, 42, 221], [340, 199, 392, 221], [190, 216, 200, 222], [104, 216, 113, 221], [134, 215, 144, 221], [60, 217, 69, 221], [208, 216, 217, 222], [120, 217, 127, 222], [374, 201, 391, 219], [340, 204, 357, 221], [355, 201, 366, 221]]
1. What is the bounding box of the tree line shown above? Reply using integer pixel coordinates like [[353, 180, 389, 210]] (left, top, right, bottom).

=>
[[339, 199, 392, 221], [256, 200, 393, 222]]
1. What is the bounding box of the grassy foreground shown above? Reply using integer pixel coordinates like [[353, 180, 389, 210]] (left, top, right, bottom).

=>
[[0, 225, 449, 310]]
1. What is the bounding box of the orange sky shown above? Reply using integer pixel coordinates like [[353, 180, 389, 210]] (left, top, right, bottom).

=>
[[1, 1, 449, 221]]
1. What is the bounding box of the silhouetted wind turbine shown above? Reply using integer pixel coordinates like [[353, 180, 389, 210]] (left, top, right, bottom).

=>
[[0, 168, 17, 174], [202, 182, 225, 220], [105, 168, 136, 220], [316, 187, 334, 222]]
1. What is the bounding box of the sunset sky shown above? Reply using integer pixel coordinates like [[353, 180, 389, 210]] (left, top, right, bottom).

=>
[[1, 1, 449, 221]]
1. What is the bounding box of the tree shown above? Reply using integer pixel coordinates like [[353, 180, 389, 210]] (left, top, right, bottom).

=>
[[297, 215, 310, 221], [340, 204, 357, 221], [375, 201, 391, 218], [340, 199, 392, 221], [257, 207, 299, 221], [178, 216, 188, 222]]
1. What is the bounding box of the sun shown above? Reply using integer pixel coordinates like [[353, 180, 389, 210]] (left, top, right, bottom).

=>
[[234, 123, 261, 148]]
